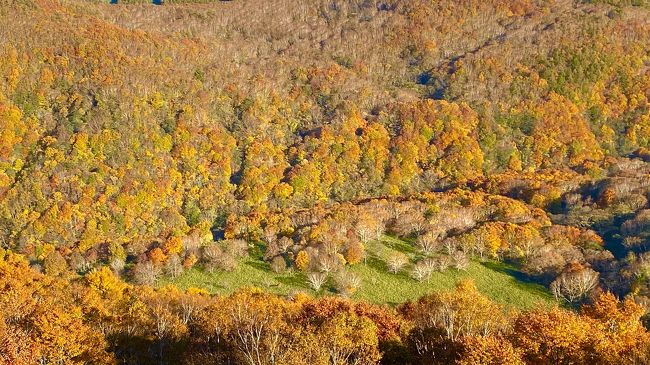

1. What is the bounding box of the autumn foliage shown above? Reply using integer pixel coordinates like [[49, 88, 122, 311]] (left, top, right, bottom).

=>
[[1, 0, 650, 363], [2, 251, 649, 364]]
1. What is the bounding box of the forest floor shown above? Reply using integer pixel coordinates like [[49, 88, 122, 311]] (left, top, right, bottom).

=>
[[160, 235, 554, 309]]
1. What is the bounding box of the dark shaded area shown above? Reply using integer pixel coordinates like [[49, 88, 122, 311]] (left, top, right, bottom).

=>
[[480, 261, 546, 287], [416, 72, 431, 85], [211, 229, 225, 241]]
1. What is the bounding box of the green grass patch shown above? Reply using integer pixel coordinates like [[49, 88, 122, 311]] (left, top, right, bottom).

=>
[[350, 258, 553, 308], [160, 235, 554, 309], [158, 258, 309, 297]]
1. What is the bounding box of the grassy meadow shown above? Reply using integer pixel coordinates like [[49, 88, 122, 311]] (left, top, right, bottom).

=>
[[160, 235, 554, 309]]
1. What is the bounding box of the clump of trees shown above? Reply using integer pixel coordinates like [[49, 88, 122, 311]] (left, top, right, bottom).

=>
[[2, 249, 650, 364], [224, 190, 612, 302]]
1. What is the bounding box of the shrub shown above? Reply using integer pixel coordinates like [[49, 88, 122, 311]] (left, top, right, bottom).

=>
[[295, 250, 310, 271], [132, 261, 160, 285], [307, 272, 328, 291], [412, 259, 435, 282], [335, 271, 362, 296], [386, 252, 409, 274], [270, 256, 287, 273]]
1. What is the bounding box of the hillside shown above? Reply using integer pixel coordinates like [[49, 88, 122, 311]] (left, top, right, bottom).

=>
[[1, 0, 650, 364]]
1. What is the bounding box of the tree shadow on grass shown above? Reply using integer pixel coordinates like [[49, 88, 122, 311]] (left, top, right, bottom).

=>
[[480, 261, 533, 283], [381, 235, 418, 255], [275, 273, 309, 289], [480, 261, 553, 299], [366, 254, 388, 271], [248, 242, 266, 261], [364, 252, 420, 283], [245, 260, 270, 271], [399, 268, 418, 280]]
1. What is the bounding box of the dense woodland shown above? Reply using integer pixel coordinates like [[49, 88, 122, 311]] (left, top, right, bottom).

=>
[[2, 0, 650, 363]]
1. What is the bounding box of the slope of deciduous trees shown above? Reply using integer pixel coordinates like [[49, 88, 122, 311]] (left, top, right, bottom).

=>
[[1, 0, 649, 278]]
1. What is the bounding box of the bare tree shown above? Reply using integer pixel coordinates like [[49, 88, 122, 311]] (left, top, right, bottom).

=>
[[550, 265, 599, 304], [306, 272, 328, 291], [386, 252, 408, 274], [416, 230, 444, 254], [452, 251, 469, 271], [436, 208, 477, 232], [182, 231, 203, 256], [224, 239, 249, 258], [442, 238, 457, 255], [334, 271, 362, 296], [317, 253, 343, 274], [391, 208, 427, 237], [270, 256, 287, 273], [110, 257, 125, 274], [355, 214, 382, 243], [166, 254, 184, 278], [263, 226, 279, 245], [133, 261, 161, 285], [203, 245, 236, 272], [412, 259, 435, 282], [178, 292, 207, 326], [435, 255, 452, 272]]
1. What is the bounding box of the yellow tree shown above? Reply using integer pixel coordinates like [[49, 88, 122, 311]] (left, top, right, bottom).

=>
[[192, 288, 298, 365], [0, 250, 115, 364], [457, 335, 524, 365], [400, 279, 507, 363], [512, 307, 594, 364], [582, 292, 650, 363], [317, 313, 381, 365], [295, 250, 310, 272]]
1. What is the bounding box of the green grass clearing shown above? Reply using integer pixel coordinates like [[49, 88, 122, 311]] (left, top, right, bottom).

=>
[[159, 235, 554, 309]]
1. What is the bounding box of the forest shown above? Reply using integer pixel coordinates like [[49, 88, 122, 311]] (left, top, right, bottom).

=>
[[1, 0, 650, 363]]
